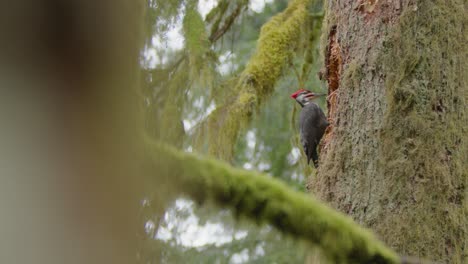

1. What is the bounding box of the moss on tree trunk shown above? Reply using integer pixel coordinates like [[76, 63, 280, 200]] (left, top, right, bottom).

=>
[[312, 0, 467, 263]]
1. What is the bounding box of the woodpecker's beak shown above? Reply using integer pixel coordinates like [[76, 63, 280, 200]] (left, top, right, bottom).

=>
[[306, 93, 327, 99]]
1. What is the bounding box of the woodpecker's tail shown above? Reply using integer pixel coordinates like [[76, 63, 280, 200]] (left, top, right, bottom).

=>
[[310, 148, 319, 168]]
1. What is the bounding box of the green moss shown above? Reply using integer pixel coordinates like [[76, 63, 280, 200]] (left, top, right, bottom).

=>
[[247, 0, 308, 96], [148, 140, 401, 264], [377, 1, 467, 262], [314, 1, 466, 262], [205, 0, 320, 160]]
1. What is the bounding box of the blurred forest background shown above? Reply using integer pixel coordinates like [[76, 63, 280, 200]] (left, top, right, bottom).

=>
[[1, 0, 464, 263], [140, 1, 324, 263]]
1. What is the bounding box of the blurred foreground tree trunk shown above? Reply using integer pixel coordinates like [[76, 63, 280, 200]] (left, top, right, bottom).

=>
[[0, 1, 143, 264], [310, 0, 467, 263]]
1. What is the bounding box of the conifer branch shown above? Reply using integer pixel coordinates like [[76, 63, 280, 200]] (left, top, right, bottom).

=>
[[209, 1, 246, 43]]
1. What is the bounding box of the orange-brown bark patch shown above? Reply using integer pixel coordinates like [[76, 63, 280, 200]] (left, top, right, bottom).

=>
[[321, 27, 342, 152]]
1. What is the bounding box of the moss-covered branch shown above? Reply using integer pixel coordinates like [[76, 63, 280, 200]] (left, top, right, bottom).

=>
[[204, 0, 316, 159], [147, 141, 402, 264]]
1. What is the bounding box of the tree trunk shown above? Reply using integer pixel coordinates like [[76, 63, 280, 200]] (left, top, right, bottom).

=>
[[310, 0, 467, 263]]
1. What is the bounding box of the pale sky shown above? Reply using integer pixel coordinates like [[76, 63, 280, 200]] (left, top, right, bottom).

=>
[[144, 0, 273, 68]]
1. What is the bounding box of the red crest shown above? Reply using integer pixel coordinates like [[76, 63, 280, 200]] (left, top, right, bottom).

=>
[[290, 89, 310, 99]]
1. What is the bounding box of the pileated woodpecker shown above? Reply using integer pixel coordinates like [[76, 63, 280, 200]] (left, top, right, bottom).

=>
[[290, 89, 328, 168]]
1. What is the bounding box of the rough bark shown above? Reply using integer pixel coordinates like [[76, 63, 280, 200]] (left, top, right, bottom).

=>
[[311, 0, 467, 263]]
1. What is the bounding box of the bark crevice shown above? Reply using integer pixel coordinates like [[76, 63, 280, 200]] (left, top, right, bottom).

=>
[[321, 25, 342, 153]]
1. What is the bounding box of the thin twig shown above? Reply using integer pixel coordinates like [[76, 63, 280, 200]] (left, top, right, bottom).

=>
[[209, 3, 246, 43]]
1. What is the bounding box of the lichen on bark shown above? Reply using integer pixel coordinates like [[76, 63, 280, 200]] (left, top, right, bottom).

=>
[[377, 1, 467, 262], [313, 0, 467, 263]]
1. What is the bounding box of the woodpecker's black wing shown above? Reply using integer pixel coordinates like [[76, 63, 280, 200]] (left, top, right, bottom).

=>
[[299, 103, 328, 168]]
